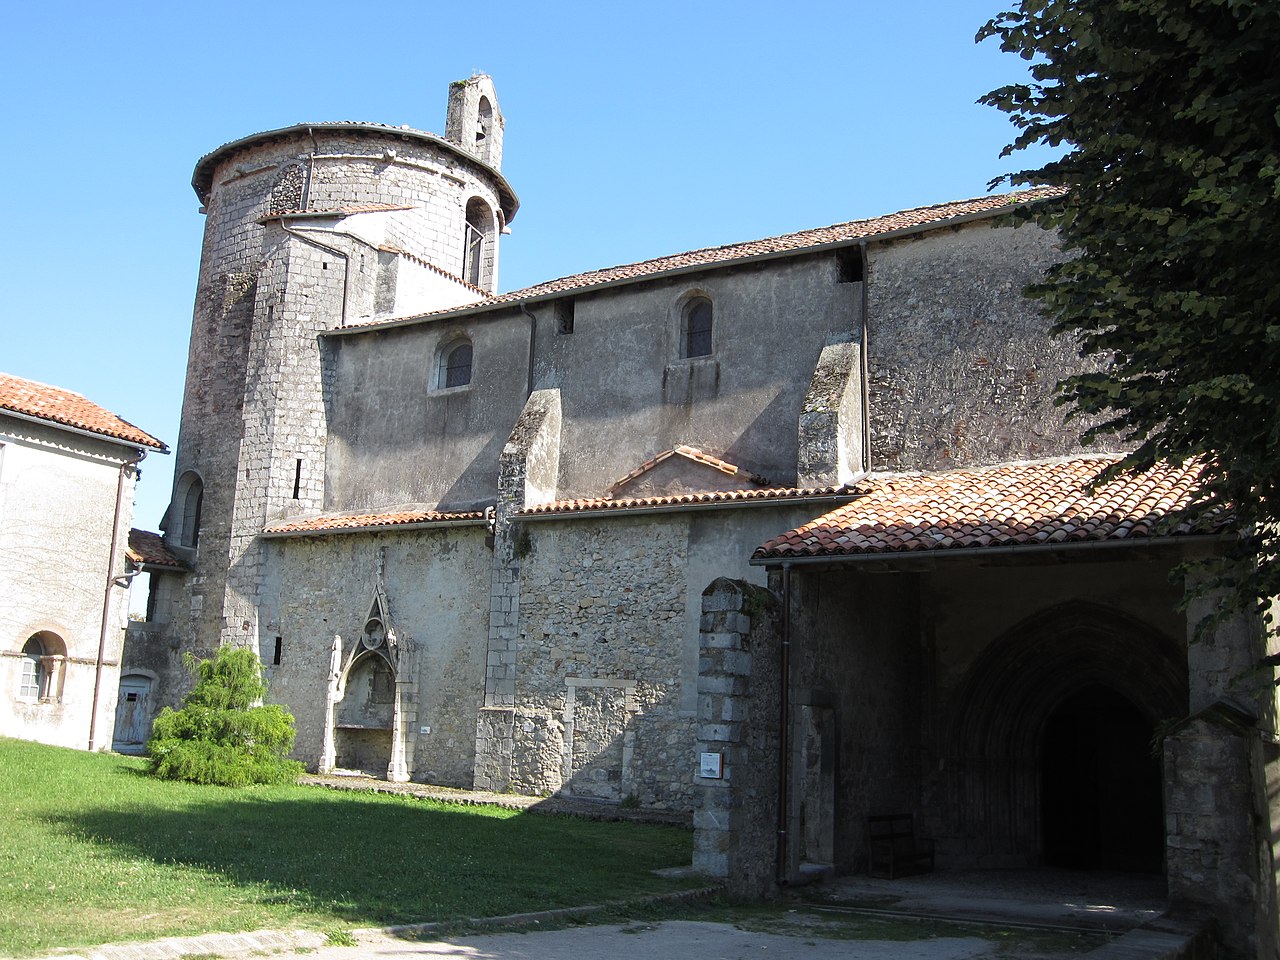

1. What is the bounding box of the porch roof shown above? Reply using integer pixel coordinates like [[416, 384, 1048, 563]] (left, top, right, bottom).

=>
[[753, 456, 1222, 562]]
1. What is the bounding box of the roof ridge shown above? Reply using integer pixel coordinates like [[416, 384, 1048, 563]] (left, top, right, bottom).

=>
[[0, 371, 166, 450], [337, 187, 1063, 333]]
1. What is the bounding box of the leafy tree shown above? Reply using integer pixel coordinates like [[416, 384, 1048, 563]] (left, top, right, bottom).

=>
[[148, 646, 303, 786], [978, 0, 1280, 615]]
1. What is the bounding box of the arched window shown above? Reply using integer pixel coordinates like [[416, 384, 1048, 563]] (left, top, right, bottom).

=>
[[683, 297, 713, 358], [176, 472, 204, 549], [18, 632, 64, 701], [463, 198, 495, 289], [438, 340, 473, 389]]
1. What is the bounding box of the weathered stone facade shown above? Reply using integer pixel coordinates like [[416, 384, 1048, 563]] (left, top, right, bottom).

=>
[[131, 74, 1280, 958]]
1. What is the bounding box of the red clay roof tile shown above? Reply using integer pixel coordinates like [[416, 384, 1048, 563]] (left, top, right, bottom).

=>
[[519, 485, 855, 517], [608, 445, 769, 495], [754, 457, 1217, 561], [126, 529, 185, 569], [342, 188, 1062, 332], [0, 373, 166, 449], [265, 508, 487, 535]]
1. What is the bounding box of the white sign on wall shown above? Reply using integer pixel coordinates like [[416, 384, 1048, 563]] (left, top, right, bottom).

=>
[[699, 752, 724, 779]]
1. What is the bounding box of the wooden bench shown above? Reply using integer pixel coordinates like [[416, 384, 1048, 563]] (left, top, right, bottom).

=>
[[866, 813, 935, 879]]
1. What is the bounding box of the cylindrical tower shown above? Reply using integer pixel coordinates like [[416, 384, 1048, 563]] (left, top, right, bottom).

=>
[[160, 75, 517, 667]]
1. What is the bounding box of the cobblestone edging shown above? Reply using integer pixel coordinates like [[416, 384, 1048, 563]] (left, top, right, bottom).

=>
[[298, 772, 693, 825]]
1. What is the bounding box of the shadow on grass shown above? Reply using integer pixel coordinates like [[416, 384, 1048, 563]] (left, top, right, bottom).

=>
[[47, 788, 696, 928]]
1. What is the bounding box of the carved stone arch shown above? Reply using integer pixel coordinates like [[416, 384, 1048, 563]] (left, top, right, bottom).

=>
[[323, 578, 412, 781], [951, 601, 1187, 761], [944, 601, 1186, 867]]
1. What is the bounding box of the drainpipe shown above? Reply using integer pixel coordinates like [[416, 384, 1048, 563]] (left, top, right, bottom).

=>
[[303, 127, 318, 210], [775, 561, 794, 885], [859, 240, 871, 473], [88, 447, 147, 752], [518, 301, 537, 398]]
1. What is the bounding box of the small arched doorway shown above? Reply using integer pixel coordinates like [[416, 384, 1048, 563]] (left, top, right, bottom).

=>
[[1041, 684, 1164, 872]]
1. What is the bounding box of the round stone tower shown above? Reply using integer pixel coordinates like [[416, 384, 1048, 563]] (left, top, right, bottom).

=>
[[161, 75, 517, 666]]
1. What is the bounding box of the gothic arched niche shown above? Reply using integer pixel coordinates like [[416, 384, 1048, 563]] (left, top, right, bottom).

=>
[[945, 601, 1186, 869]]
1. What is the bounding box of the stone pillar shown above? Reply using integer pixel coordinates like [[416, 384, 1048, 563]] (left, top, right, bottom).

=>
[[797, 340, 863, 487], [693, 577, 782, 899], [473, 389, 561, 791], [319, 635, 341, 774], [1165, 571, 1280, 960]]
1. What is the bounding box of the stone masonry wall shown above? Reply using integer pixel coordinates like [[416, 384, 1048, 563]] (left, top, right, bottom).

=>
[[867, 221, 1109, 471], [512, 515, 696, 808], [261, 526, 490, 785]]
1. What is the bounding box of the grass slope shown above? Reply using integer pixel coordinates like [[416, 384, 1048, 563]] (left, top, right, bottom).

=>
[[0, 738, 696, 956]]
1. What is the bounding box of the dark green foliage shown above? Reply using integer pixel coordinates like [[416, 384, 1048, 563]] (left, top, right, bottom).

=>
[[149, 647, 303, 786], [979, 0, 1280, 616]]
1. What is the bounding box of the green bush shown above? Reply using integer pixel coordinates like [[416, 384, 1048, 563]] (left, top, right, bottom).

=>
[[148, 647, 303, 786]]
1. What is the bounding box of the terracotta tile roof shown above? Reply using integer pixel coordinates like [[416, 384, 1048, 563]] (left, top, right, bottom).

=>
[[264, 508, 487, 535], [0, 372, 166, 450], [608, 445, 769, 495], [342, 187, 1063, 333], [754, 457, 1217, 561], [519, 485, 855, 517], [126, 529, 185, 569], [263, 203, 415, 219], [377, 245, 492, 298]]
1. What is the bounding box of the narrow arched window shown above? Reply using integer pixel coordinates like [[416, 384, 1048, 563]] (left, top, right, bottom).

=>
[[463, 198, 495, 289], [438, 341, 473, 389], [476, 96, 492, 147], [178, 473, 203, 548], [684, 297, 713, 358]]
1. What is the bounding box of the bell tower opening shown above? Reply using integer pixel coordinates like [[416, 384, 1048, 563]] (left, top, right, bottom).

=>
[[1041, 684, 1164, 872]]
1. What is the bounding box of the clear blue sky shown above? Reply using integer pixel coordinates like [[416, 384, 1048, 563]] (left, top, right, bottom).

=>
[[0, 0, 1051, 541]]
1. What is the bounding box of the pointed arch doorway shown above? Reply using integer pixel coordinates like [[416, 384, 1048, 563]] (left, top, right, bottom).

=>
[[1041, 684, 1164, 872], [950, 603, 1186, 871]]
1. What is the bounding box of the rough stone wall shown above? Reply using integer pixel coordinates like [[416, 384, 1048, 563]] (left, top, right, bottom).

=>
[[511, 515, 695, 806], [866, 221, 1108, 470], [203, 131, 505, 288], [163, 117, 512, 695], [797, 339, 864, 487], [0, 419, 137, 750], [788, 569, 923, 873], [259, 526, 490, 785], [1165, 715, 1278, 960]]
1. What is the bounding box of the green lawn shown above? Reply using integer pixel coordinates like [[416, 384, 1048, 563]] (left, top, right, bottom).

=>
[[0, 738, 697, 956]]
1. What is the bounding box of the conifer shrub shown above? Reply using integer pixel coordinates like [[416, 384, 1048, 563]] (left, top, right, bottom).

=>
[[148, 646, 304, 786]]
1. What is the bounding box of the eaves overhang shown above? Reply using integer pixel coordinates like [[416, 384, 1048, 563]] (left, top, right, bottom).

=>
[[516, 492, 859, 523], [192, 122, 519, 223], [261, 516, 488, 539], [749, 531, 1233, 570]]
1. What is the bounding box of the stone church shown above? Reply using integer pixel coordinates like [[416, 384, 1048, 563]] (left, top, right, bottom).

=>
[[127, 76, 1279, 956]]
